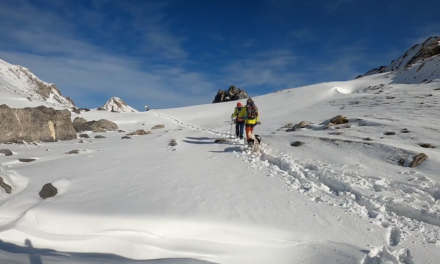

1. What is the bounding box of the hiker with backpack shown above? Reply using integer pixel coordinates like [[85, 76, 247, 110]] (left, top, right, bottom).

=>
[[231, 102, 245, 140], [238, 98, 259, 146]]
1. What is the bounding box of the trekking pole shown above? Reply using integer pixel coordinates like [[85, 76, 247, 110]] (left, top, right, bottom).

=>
[[230, 119, 233, 139]]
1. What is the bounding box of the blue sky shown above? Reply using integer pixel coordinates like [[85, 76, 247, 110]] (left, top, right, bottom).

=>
[[0, 0, 439, 110]]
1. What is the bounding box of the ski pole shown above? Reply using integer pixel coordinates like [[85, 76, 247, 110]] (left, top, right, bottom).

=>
[[230, 119, 233, 139]]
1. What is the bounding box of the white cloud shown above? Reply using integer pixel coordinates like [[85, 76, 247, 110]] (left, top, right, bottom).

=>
[[0, 0, 216, 110]]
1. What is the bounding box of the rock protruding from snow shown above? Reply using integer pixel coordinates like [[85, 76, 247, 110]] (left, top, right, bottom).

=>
[[99, 97, 138, 113], [213, 85, 249, 103], [151, 124, 165, 130], [127, 129, 152, 136], [72, 117, 118, 133], [360, 36, 440, 77], [0, 149, 13, 156], [39, 183, 57, 199], [0, 177, 12, 194], [0, 58, 75, 108], [409, 153, 428, 168], [0, 104, 76, 143], [329, 115, 348, 125]]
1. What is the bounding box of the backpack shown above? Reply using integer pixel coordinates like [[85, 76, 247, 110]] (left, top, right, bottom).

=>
[[246, 103, 258, 120]]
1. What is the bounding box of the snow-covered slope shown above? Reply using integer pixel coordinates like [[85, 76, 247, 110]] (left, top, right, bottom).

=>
[[0, 71, 440, 263], [99, 97, 139, 113], [360, 36, 440, 84], [0, 58, 75, 109]]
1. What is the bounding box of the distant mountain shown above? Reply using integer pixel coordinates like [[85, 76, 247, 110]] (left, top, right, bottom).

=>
[[0, 58, 75, 109], [357, 36, 440, 83], [99, 97, 139, 113]]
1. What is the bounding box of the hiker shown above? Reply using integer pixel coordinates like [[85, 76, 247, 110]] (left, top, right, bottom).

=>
[[231, 102, 244, 139], [238, 98, 259, 146]]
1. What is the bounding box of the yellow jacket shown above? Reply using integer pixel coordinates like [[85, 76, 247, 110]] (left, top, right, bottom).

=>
[[231, 107, 244, 121], [238, 106, 259, 125]]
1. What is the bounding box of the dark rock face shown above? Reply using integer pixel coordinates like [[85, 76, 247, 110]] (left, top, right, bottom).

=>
[[39, 183, 57, 199], [66, 150, 80, 154], [213, 85, 249, 103], [121, 136, 131, 139], [0, 149, 13, 156], [94, 135, 106, 139], [79, 134, 90, 138], [0, 105, 76, 143], [384, 131, 396, 135], [409, 153, 428, 168], [0, 177, 12, 194], [72, 117, 118, 133]]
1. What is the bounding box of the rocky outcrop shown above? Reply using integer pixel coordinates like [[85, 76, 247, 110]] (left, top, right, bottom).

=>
[[99, 97, 138, 113], [72, 117, 118, 133], [39, 183, 57, 199], [213, 85, 249, 103], [0, 105, 76, 143]]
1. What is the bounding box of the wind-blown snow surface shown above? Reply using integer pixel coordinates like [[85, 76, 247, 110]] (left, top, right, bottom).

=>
[[1, 73, 440, 263]]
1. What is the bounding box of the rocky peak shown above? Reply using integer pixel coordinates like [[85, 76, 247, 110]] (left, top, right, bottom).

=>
[[0, 58, 75, 108], [99, 97, 138, 113], [358, 36, 440, 78], [213, 85, 249, 103]]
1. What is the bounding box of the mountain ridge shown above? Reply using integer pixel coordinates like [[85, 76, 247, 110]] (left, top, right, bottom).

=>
[[0, 58, 75, 109]]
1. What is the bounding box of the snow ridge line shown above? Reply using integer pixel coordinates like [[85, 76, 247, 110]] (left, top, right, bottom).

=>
[[150, 111, 440, 245]]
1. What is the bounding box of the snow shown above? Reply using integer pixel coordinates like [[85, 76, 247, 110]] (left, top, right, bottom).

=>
[[1, 69, 440, 263]]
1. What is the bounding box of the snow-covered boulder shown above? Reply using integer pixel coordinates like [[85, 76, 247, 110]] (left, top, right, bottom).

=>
[[99, 97, 138, 113]]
